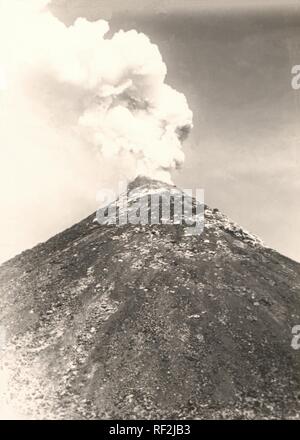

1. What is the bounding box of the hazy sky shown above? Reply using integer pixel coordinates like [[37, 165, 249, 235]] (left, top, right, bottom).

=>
[[1, 0, 300, 263], [50, 0, 300, 261], [50, 0, 299, 17]]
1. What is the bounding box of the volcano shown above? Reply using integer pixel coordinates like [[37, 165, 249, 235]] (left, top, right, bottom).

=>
[[0, 177, 300, 419]]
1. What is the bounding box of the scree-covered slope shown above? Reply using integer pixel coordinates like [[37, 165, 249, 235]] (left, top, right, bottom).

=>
[[0, 177, 300, 419]]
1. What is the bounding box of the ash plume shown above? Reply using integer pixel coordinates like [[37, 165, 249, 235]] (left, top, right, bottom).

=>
[[0, 0, 192, 262]]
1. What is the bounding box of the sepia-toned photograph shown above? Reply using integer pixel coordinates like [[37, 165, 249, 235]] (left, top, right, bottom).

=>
[[0, 0, 299, 426]]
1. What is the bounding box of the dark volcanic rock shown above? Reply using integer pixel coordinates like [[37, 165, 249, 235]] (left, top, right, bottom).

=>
[[0, 177, 300, 419]]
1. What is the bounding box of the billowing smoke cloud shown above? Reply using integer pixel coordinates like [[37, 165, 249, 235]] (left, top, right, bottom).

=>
[[0, 0, 192, 263]]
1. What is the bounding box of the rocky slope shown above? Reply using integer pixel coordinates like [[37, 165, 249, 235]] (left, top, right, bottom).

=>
[[0, 177, 300, 419]]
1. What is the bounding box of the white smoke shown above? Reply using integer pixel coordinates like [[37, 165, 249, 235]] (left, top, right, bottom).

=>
[[0, 0, 192, 263]]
